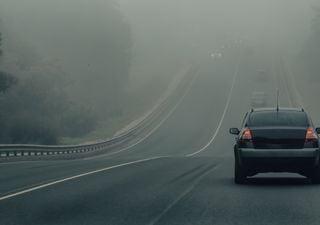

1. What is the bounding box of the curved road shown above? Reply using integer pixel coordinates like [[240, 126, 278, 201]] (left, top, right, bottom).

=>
[[0, 49, 318, 225]]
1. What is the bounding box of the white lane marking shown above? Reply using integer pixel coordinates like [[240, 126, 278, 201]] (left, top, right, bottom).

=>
[[0, 156, 166, 201], [148, 164, 219, 225], [90, 70, 201, 159], [186, 63, 239, 157]]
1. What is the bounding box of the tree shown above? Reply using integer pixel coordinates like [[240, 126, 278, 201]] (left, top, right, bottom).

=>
[[0, 25, 98, 144], [0, 71, 17, 93], [0, 30, 17, 92], [0, 1, 133, 144], [43, 0, 133, 116]]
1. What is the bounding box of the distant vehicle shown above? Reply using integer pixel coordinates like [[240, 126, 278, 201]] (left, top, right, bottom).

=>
[[229, 108, 320, 184], [250, 91, 267, 108], [210, 52, 222, 59]]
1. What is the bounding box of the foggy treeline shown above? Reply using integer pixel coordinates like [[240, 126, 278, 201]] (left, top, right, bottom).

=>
[[0, 0, 132, 144]]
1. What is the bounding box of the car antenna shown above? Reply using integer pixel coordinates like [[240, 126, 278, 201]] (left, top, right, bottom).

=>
[[276, 90, 280, 112]]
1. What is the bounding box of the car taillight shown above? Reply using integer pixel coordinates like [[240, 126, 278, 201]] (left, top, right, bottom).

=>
[[240, 129, 253, 142], [305, 128, 318, 142]]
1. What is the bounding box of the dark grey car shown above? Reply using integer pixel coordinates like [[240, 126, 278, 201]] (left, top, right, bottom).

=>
[[230, 108, 320, 184]]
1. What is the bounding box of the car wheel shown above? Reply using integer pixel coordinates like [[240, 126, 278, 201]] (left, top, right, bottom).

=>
[[234, 158, 247, 184], [311, 167, 320, 184]]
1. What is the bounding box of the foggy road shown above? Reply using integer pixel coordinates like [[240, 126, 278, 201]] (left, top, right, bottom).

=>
[[1, 48, 319, 225]]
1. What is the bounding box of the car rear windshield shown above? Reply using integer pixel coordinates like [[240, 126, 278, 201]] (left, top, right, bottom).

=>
[[248, 111, 309, 127]]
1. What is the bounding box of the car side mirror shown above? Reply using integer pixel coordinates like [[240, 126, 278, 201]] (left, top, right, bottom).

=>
[[229, 128, 240, 135], [316, 128, 320, 135]]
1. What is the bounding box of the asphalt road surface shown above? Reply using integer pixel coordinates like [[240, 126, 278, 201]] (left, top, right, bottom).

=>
[[1, 49, 318, 225]]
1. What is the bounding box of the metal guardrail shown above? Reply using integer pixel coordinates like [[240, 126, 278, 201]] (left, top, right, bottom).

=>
[[0, 128, 143, 158], [0, 65, 198, 161]]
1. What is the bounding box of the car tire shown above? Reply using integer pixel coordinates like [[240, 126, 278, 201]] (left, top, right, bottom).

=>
[[311, 167, 320, 184], [234, 158, 246, 184]]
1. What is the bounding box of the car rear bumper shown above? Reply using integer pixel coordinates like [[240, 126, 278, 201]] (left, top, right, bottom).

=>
[[239, 148, 319, 158], [235, 148, 320, 173]]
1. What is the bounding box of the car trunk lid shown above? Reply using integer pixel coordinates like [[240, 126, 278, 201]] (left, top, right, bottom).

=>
[[250, 126, 307, 149]]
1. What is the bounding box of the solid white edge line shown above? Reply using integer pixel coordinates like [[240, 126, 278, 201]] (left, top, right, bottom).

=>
[[186, 62, 239, 157], [0, 156, 166, 201]]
